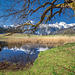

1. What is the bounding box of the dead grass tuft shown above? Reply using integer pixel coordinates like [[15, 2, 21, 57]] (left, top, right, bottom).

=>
[[4, 35, 75, 47]]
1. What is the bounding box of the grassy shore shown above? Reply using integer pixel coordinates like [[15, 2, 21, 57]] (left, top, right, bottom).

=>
[[0, 43, 75, 75]]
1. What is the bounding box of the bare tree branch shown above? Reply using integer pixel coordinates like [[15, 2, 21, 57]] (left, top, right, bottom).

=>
[[0, 0, 74, 34]]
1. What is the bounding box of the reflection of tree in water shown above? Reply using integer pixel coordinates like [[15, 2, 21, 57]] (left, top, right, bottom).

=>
[[0, 47, 1, 52], [7, 42, 51, 49], [7, 42, 40, 49], [0, 41, 8, 51]]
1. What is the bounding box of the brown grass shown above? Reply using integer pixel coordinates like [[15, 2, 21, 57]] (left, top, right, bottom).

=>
[[4, 35, 75, 47], [0, 60, 32, 71]]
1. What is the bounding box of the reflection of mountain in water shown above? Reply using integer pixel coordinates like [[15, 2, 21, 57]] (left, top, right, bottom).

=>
[[0, 41, 51, 64], [3, 43, 49, 53]]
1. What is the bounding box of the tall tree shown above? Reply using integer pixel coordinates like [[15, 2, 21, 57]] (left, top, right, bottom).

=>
[[0, 0, 75, 33]]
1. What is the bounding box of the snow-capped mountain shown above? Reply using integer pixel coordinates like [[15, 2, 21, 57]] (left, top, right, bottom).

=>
[[1, 22, 75, 29], [0, 22, 75, 34], [50, 26, 75, 35], [1, 24, 19, 29], [39, 22, 75, 29], [35, 22, 75, 35]]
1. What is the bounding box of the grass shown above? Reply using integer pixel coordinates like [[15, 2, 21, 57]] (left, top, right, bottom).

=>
[[0, 33, 75, 38], [0, 43, 75, 75], [0, 33, 75, 47], [0, 33, 40, 38]]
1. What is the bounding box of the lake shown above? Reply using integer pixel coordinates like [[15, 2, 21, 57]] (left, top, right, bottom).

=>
[[0, 41, 52, 66]]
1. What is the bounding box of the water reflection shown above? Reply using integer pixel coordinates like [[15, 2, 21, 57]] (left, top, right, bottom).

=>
[[0, 41, 51, 64], [0, 41, 8, 51]]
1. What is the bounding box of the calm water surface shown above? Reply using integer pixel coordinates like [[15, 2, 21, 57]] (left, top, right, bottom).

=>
[[0, 41, 52, 64]]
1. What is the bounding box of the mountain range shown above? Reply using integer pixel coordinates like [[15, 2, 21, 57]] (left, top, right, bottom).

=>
[[35, 22, 75, 35], [50, 26, 75, 35], [0, 22, 75, 34]]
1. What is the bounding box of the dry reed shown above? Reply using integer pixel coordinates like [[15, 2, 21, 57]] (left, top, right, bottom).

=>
[[5, 35, 75, 47]]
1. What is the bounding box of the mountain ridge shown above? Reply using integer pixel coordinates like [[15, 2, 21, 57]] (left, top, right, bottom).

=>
[[35, 22, 75, 35], [0, 22, 75, 34], [50, 26, 75, 35]]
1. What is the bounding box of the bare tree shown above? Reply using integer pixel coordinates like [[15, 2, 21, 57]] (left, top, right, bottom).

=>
[[0, 0, 75, 33]]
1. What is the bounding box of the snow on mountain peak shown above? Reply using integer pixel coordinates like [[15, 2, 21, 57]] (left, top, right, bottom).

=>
[[1, 24, 18, 28], [40, 22, 75, 29], [0, 22, 75, 35], [35, 22, 75, 35], [59, 22, 66, 25], [3, 25, 9, 28], [1, 22, 75, 29]]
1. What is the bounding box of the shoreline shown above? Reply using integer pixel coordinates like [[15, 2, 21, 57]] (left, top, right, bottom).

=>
[[0, 43, 75, 75]]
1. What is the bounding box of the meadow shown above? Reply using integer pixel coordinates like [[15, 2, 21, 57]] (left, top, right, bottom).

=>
[[0, 33, 75, 75], [0, 43, 75, 75]]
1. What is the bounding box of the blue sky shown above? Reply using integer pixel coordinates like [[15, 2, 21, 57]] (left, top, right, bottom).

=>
[[0, 0, 75, 25]]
